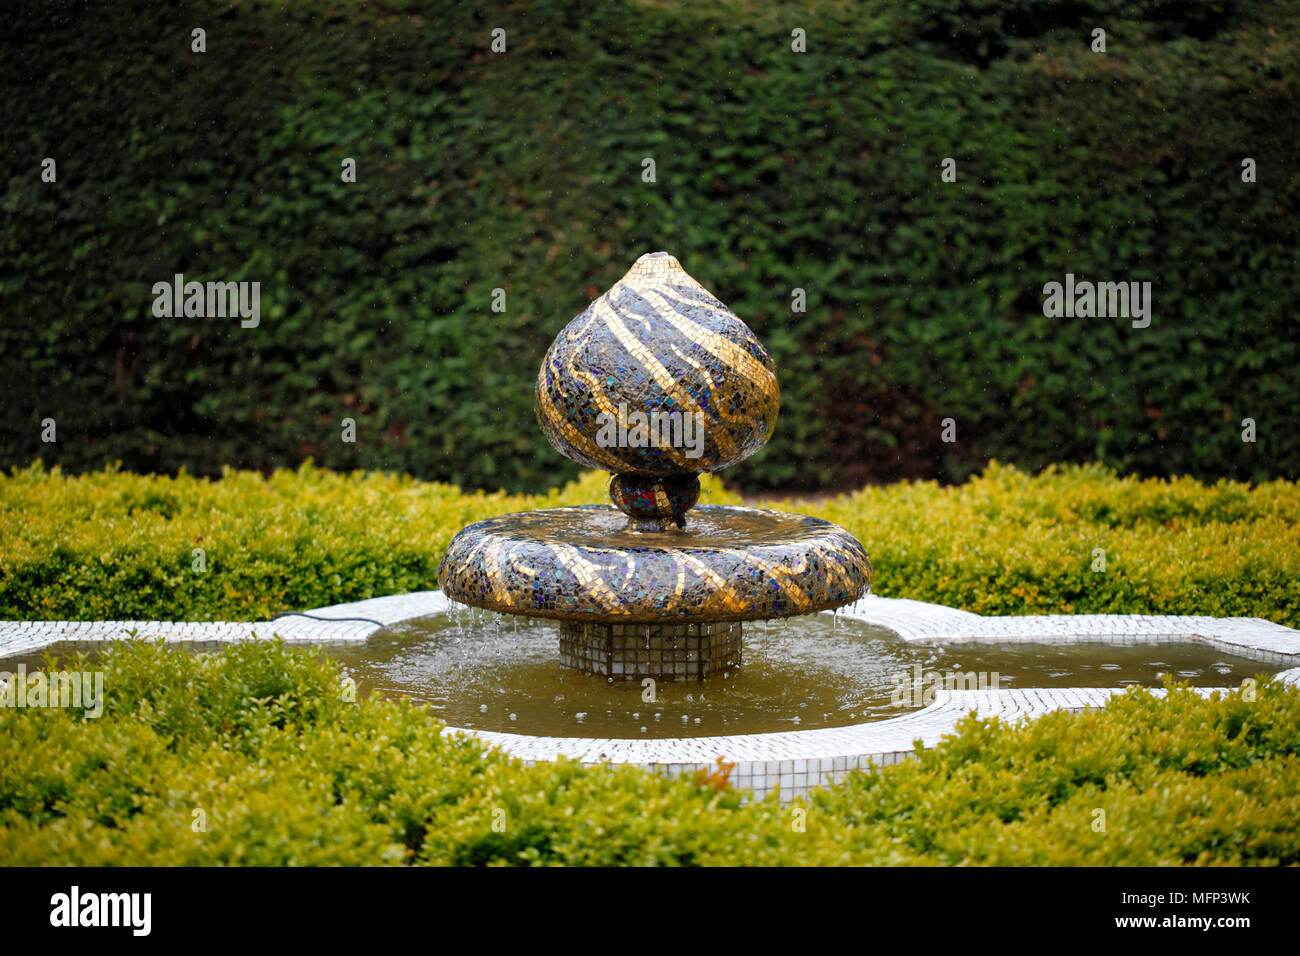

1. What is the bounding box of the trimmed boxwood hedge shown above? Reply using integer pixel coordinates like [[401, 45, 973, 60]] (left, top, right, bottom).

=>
[[2, 460, 1297, 626], [0, 640, 1296, 865], [2, 0, 1297, 492]]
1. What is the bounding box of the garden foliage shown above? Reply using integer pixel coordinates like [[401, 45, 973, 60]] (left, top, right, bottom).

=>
[[1, 461, 1297, 626], [1, 639, 1295, 865], [2, 0, 1296, 491]]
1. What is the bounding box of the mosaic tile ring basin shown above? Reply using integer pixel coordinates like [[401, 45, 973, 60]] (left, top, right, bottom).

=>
[[436, 503, 873, 624]]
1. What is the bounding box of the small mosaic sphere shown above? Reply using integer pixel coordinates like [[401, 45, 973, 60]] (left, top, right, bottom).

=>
[[608, 473, 700, 530], [535, 252, 780, 476]]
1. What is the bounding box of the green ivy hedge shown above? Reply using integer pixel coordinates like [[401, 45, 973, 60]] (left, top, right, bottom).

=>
[[2, 460, 1297, 626], [1, 640, 1296, 865], [2, 0, 1296, 492]]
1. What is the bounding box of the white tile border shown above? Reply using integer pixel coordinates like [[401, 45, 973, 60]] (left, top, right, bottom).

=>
[[3, 591, 1297, 801], [0, 591, 452, 654], [835, 595, 1300, 664]]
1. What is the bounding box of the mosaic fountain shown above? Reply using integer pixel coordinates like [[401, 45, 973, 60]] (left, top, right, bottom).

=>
[[437, 251, 873, 681]]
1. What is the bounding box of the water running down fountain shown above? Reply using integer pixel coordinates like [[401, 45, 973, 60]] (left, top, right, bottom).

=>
[[437, 252, 873, 681]]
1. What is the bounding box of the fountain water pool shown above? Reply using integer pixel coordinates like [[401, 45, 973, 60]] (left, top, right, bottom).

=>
[[3, 590, 1296, 800], [0, 607, 1285, 740], [333, 607, 1282, 737]]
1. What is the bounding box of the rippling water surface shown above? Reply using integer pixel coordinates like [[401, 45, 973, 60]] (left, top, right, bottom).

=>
[[325, 608, 1280, 737], [2, 608, 1281, 738]]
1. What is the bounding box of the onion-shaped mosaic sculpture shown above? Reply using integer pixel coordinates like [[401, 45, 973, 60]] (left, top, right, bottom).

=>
[[439, 252, 872, 680]]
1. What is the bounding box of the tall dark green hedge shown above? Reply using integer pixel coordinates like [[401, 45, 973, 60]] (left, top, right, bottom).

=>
[[2, 0, 1296, 491]]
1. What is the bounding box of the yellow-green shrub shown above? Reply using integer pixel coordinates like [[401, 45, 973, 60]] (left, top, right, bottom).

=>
[[810, 677, 1300, 865], [759, 461, 1300, 625], [2, 460, 1297, 626], [0, 641, 1297, 866]]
